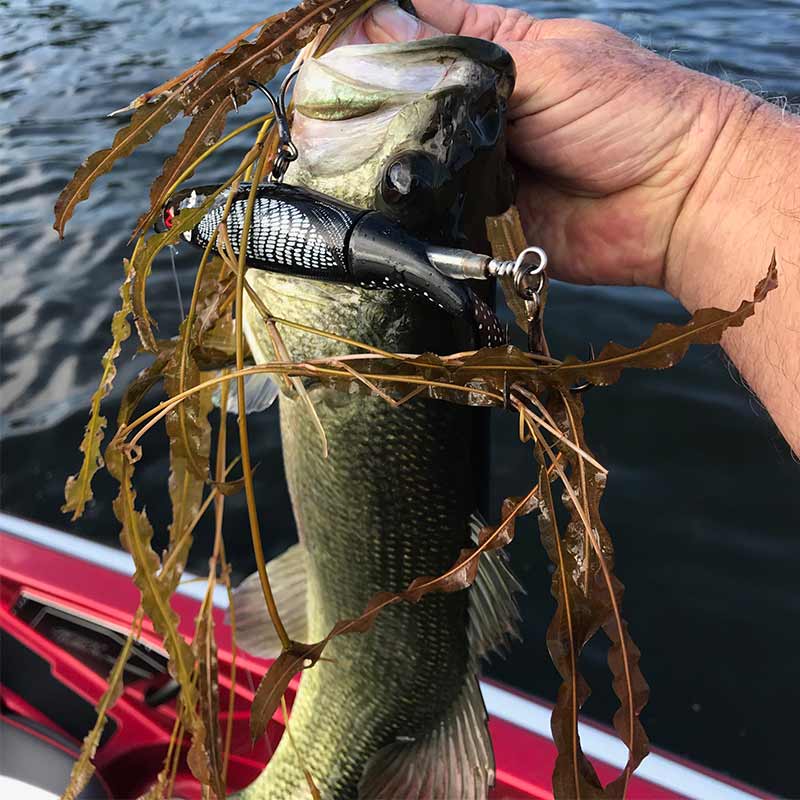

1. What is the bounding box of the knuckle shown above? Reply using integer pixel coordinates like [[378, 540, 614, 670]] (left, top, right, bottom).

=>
[[494, 8, 540, 41]]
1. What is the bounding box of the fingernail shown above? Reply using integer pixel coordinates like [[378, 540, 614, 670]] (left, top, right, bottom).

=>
[[368, 2, 421, 41]]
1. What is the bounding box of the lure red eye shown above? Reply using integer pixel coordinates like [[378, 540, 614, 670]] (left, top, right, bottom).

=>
[[164, 207, 175, 229]]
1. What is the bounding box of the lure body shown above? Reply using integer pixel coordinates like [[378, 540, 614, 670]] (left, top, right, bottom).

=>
[[185, 183, 362, 280], [163, 182, 510, 347]]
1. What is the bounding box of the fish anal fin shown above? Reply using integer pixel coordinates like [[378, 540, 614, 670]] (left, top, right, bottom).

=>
[[228, 543, 308, 659], [358, 677, 493, 800], [468, 512, 524, 662]]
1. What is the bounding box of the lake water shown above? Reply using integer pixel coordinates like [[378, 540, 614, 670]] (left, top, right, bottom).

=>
[[1, 0, 799, 794]]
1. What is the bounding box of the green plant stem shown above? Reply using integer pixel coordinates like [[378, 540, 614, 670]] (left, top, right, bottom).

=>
[[220, 543, 237, 788], [235, 145, 291, 652]]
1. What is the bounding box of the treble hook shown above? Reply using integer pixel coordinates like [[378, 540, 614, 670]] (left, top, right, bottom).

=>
[[571, 343, 596, 394], [248, 69, 301, 182], [279, 67, 301, 113]]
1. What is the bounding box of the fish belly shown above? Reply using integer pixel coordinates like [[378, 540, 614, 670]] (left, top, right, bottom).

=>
[[238, 280, 481, 799]]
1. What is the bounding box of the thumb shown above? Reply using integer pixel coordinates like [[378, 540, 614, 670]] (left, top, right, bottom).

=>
[[363, 1, 443, 43]]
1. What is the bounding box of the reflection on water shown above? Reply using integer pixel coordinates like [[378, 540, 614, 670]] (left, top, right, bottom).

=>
[[1, 0, 798, 794]]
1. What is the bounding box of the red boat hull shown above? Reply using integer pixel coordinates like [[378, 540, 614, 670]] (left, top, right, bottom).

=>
[[0, 514, 768, 799]]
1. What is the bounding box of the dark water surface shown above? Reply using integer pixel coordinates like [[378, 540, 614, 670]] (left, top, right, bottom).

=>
[[1, 0, 799, 794]]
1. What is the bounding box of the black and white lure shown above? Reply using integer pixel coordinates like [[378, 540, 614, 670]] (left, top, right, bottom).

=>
[[156, 80, 547, 352], [160, 181, 509, 346], [157, 178, 553, 353]]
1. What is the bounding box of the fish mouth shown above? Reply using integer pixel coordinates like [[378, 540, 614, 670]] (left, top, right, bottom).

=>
[[295, 36, 514, 121], [289, 35, 515, 195]]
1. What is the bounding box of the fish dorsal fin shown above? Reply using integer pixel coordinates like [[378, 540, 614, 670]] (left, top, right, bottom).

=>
[[468, 513, 523, 662], [228, 543, 308, 659], [358, 676, 494, 800]]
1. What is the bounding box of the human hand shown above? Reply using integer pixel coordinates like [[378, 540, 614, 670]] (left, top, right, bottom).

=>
[[363, 0, 755, 291], [365, 1, 800, 454]]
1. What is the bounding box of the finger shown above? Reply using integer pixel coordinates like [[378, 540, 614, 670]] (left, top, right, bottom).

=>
[[401, 0, 474, 35], [409, 1, 538, 42], [513, 17, 639, 47], [363, 2, 443, 43]]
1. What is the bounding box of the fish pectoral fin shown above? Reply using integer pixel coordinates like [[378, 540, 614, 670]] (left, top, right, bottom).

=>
[[468, 512, 524, 662], [212, 372, 279, 416], [358, 676, 494, 800], [228, 543, 308, 659]]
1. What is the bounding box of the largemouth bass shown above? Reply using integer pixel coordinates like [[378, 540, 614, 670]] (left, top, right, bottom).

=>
[[233, 33, 520, 800]]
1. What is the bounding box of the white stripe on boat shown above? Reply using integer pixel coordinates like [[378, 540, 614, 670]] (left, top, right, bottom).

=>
[[0, 512, 764, 800], [0, 511, 229, 608], [0, 775, 59, 800], [482, 682, 761, 800]]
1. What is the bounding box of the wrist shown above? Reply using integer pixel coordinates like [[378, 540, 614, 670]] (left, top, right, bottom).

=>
[[664, 87, 793, 309], [664, 88, 800, 453]]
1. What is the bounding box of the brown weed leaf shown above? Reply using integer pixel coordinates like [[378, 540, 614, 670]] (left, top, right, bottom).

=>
[[304, 246, 772, 409], [536, 457, 604, 800], [62, 607, 144, 800], [196, 596, 225, 798], [555, 392, 649, 797], [250, 643, 327, 743], [163, 253, 234, 564], [196, 268, 236, 338], [116, 347, 174, 430], [186, 718, 210, 788], [55, 1, 364, 236], [486, 205, 534, 334], [164, 347, 213, 566], [530, 390, 649, 799], [165, 260, 229, 500], [135, 0, 366, 233], [546, 256, 778, 388], [603, 613, 649, 799], [186, 0, 368, 116], [54, 97, 181, 237], [121, 12, 285, 113], [209, 474, 250, 496], [133, 99, 233, 239], [105, 452, 209, 783]]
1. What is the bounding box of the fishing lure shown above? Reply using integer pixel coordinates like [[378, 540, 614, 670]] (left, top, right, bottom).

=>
[[156, 79, 548, 349]]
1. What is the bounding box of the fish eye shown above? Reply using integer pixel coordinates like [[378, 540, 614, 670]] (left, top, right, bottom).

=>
[[386, 160, 413, 196], [154, 204, 177, 234], [380, 152, 437, 206]]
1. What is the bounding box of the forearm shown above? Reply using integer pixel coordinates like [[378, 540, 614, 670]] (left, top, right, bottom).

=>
[[668, 90, 800, 454]]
